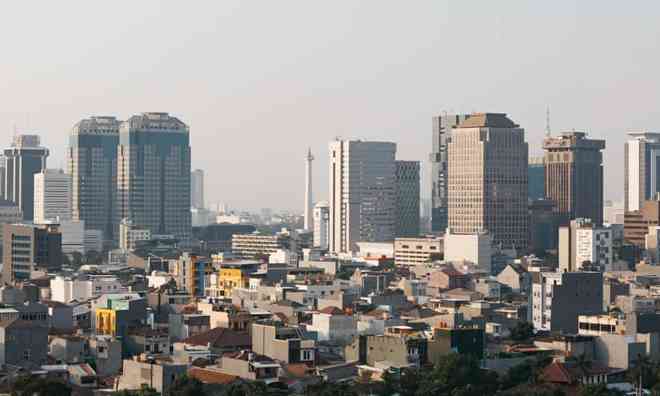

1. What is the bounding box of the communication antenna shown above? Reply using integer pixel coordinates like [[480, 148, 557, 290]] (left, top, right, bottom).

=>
[[545, 106, 551, 137]]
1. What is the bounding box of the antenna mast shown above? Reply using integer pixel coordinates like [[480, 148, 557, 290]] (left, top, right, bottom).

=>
[[545, 106, 551, 137]]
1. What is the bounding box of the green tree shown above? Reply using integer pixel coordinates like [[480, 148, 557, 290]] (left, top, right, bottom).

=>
[[12, 376, 72, 396], [579, 384, 624, 396], [113, 384, 160, 396], [510, 321, 535, 342], [417, 353, 499, 396], [169, 375, 204, 396], [304, 381, 358, 396], [626, 354, 658, 390]]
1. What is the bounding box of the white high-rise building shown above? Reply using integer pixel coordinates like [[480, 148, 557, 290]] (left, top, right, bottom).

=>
[[191, 169, 205, 209], [559, 218, 612, 272], [329, 140, 396, 253], [304, 148, 314, 231], [34, 169, 71, 224], [625, 131, 660, 212], [313, 201, 329, 249]]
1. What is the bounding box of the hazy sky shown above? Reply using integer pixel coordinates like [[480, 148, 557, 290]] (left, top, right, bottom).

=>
[[1, 1, 659, 212]]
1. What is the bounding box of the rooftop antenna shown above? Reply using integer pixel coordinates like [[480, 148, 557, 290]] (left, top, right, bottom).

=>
[[545, 106, 551, 137]]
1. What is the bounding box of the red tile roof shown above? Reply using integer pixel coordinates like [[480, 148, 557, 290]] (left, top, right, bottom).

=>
[[188, 367, 238, 385]]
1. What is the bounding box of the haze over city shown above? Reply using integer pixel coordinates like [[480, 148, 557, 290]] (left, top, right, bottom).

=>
[[2, 1, 659, 211]]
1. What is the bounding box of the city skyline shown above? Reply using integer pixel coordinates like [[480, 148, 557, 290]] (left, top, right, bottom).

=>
[[1, 2, 657, 211]]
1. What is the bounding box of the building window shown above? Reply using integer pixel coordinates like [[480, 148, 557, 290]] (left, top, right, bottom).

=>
[[23, 349, 31, 361]]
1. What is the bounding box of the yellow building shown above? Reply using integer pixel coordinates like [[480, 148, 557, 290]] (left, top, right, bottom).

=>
[[205, 260, 261, 298], [96, 308, 117, 336]]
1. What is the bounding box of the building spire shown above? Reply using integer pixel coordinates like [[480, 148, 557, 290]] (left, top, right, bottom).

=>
[[304, 148, 314, 231], [545, 106, 551, 137]]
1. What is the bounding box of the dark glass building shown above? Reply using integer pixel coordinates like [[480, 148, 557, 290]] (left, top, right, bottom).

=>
[[3, 135, 49, 221]]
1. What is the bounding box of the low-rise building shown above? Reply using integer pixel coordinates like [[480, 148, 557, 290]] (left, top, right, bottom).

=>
[[218, 350, 281, 384], [307, 306, 357, 343], [116, 356, 188, 395], [0, 319, 48, 369], [251, 322, 316, 365], [394, 236, 443, 266]]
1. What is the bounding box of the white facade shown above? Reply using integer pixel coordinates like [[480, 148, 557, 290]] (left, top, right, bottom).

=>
[[575, 227, 612, 270], [625, 131, 660, 212], [51, 275, 126, 303], [559, 218, 612, 272], [646, 226, 660, 264], [119, 218, 151, 252], [34, 169, 71, 224], [59, 220, 85, 255], [304, 149, 314, 231], [308, 312, 357, 342], [269, 249, 298, 266], [394, 236, 443, 266], [444, 229, 492, 273], [329, 140, 397, 253], [191, 169, 204, 209], [531, 271, 562, 331], [313, 201, 329, 249]]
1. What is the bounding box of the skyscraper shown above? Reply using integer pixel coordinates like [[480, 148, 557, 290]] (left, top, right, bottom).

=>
[[447, 113, 529, 251], [329, 140, 396, 253], [191, 169, 205, 209], [624, 131, 660, 212], [3, 135, 49, 221], [528, 156, 545, 201], [544, 131, 605, 225], [304, 148, 314, 231], [68, 116, 121, 244], [430, 114, 471, 233], [313, 201, 329, 249], [34, 169, 72, 224], [395, 160, 420, 237], [117, 112, 191, 241], [0, 154, 5, 200]]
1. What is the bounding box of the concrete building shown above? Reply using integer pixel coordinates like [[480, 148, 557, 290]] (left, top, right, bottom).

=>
[[313, 201, 329, 249], [68, 116, 121, 245], [218, 350, 281, 384], [169, 253, 213, 297], [231, 232, 291, 259], [395, 160, 420, 237], [2, 223, 62, 283], [117, 112, 191, 241], [531, 271, 603, 333], [0, 319, 48, 369], [117, 357, 187, 395], [625, 131, 660, 212], [544, 131, 605, 225], [624, 197, 660, 248], [119, 218, 152, 252], [304, 148, 314, 231], [0, 200, 23, 258], [307, 306, 357, 343], [528, 156, 545, 201], [394, 236, 443, 266], [577, 314, 625, 336], [33, 169, 71, 224], [191, 169, 204, 209], [645, 225, 660, 264], [3, 134, 49, 221], [51, 275, 126, 303], [251, 322, 316, 365], [529, 199, 561, 253], [444, 229, 492, 273], [329, 140, 397, 253], [447, 113, 528, 251], [430, 114, 471, 233], [559, 218, 612, 272]]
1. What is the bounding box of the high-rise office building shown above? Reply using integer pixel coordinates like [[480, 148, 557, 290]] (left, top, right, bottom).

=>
[[528, 156, 545, 201], [304, 149, 314, 231], [447, 113, 528, 251], [3, 135, 49, 221], [117, 112, 192, 241], [34, 169, 72, 224], [544, 131, 605, 225], [313, 201, 329, 249], [624, 131, 660, 212], [329, 140, 396, 253], [430, 114, 471, 233], [0, 154, 5, 200], [395, 160, 420, 237], [559, 218, 612, 272], [68, 116, 121, 244], [191, 169, 205, 209], [2, 223, 61, 284]]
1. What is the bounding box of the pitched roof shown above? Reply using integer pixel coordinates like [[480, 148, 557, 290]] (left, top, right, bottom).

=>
[[188, 367, 238, 385], [318, 306, 344, 315], [456, 113, 519, 129], [182, 327, 251, 348]]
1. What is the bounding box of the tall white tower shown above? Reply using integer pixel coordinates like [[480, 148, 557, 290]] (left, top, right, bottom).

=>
[[304, 148, 314, 230]]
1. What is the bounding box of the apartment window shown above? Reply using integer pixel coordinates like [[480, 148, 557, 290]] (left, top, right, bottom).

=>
[[23, 349, 31, 361]]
